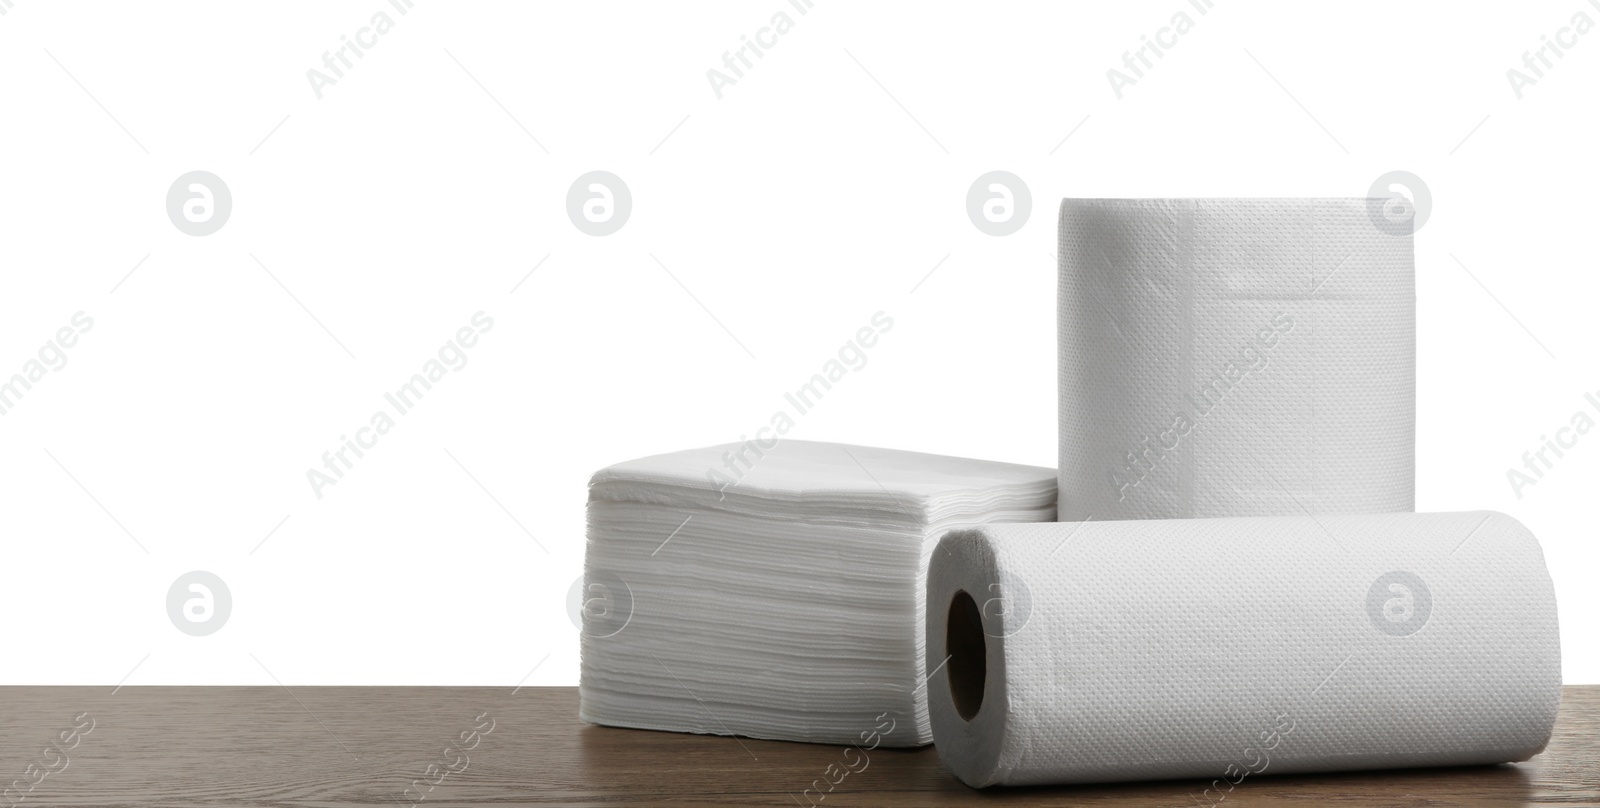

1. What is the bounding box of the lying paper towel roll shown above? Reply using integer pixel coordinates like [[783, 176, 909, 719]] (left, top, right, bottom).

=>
[[926, 512, 1560, 787], [1057, 198, 1416, 520]]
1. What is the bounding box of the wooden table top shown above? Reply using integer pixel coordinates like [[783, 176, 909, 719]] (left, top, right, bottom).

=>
[[0, 685, 1594, 806]]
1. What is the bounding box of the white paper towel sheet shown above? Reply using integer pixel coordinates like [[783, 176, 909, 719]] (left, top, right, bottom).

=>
[[926, 512, 1560, 787], [1057, 198, 1416, 520], [580, 440, 1056, 746]]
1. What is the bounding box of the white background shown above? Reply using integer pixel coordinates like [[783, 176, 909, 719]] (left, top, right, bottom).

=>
[[0, 1, 1594, 686]]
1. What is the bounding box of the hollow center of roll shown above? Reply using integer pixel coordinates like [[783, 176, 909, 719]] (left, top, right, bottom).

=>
[[946, 590, 986, 721]]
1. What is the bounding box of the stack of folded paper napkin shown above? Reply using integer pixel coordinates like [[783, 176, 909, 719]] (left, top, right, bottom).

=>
[[578, 439, 1057, 746]]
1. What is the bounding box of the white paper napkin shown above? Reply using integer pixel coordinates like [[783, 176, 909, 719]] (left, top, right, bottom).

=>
[[581, 439, 1057, 746]]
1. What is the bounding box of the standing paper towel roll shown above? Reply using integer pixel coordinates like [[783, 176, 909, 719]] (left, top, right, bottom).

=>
[[926, 512, 1560, 788], [1057, 198, 1416, 520]]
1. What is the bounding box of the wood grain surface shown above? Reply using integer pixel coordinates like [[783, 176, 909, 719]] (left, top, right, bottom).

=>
[[0, 686, 1594, 807]]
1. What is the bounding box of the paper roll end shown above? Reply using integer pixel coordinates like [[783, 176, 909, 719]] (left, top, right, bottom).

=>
[[928, 529, 1013, 788]]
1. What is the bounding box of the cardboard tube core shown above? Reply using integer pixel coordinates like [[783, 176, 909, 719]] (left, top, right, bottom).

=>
[[946, 590, 986, 722]]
